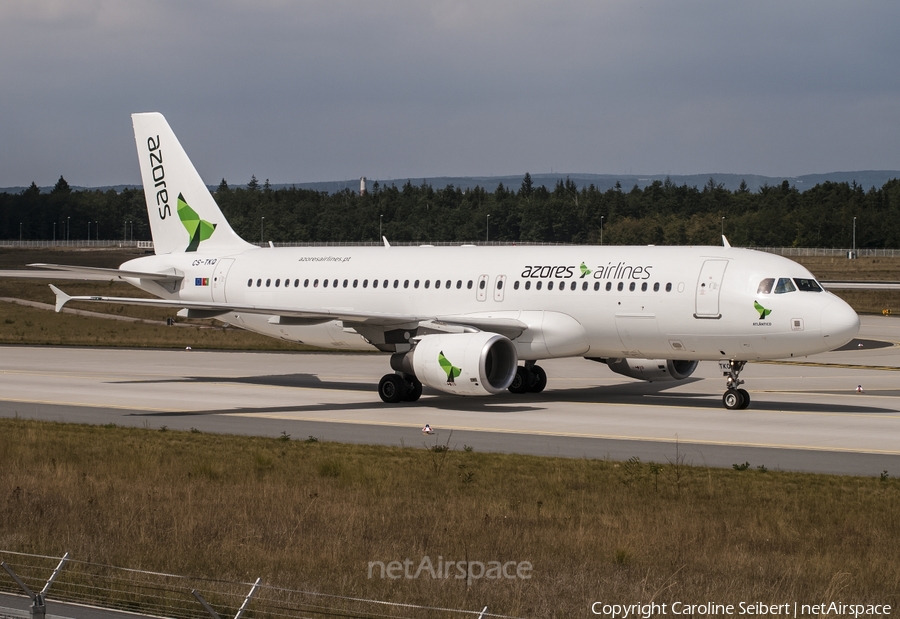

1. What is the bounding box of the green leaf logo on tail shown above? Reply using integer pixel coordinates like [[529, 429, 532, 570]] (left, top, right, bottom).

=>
[[754, 301, 772, 320], [438, 351, 461, 385], [177, 193, 217, 252], [579, 262, 592, 278]]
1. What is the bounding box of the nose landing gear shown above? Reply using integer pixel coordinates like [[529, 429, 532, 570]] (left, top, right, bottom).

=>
[[721, 360, 750, 410]]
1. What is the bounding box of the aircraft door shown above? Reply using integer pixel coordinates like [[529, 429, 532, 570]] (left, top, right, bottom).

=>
[[476, 274, 489, 302], [493, 275, 507, 302], [212, 258, 235, 303], [694, 259, 728, 318]]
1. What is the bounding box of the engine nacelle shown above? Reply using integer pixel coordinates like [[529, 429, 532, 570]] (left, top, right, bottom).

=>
[[395, 332, 518, 396], [601, 358, 699, 382]]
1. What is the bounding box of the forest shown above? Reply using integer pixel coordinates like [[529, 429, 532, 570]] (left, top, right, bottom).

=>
[[2, 173, 899, 248]]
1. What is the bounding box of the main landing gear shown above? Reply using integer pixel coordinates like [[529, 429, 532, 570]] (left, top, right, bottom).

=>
[[378, 373, 423, 404], [721, 360, 750, 410], [507, 362, 547, 394]]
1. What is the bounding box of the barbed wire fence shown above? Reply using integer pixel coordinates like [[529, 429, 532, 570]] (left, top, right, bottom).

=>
[[0, 551, 520, 619]]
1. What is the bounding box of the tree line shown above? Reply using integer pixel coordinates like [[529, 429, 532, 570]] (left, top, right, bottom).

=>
[[2, 173, 899, 248]]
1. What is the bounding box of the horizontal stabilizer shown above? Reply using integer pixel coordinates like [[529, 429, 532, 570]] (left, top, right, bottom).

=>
[[28, 263, 183, 283]]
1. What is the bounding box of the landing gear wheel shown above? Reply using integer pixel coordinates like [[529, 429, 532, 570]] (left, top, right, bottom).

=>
[[378, 374, 407, 403], [527, 365, 547, 393], [737, 388, 750, 410], [508, 367, 530, 394], [723, 389, 744, 410], [403, 376, 423, 402]]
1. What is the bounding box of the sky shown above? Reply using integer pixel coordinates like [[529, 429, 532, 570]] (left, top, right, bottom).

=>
[[2, 1, 899, 188]]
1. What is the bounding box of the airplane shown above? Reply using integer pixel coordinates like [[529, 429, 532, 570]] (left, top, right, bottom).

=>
[[32, 112, 861, 410]]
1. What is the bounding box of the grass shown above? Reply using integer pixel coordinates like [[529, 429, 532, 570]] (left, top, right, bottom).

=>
[[0, 419, 898, 617]]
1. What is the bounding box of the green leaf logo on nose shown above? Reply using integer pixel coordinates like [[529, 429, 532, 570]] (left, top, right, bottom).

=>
[[178, 193, 216, 252], [754, 301, 772, 320]]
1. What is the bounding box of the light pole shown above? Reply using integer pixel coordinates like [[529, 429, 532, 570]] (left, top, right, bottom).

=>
[[379, 214, 383, 240], [486, 214, 491, 243], [130, 221, 133, 241], [852, 216, 857, 257], [19, 222, 22, 242], [721, 216, 725, 238], [124, 221, 127, 242], [96, 221, 99, 241], [87, 221, 91, 241], [600, 216, 604, 245], [53, 222, 56, 242], [66, 216, 70, 245], [260, 216, 265, 246]]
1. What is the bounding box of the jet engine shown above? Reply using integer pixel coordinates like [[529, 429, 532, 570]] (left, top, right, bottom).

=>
[[392, 332, 518, 396], [597, 358, 699, 382]]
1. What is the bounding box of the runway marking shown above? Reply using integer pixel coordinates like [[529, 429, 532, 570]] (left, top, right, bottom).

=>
[[760, 360, 900, 371], [0, 397, 184, 413], [226, 412, 900, 456]]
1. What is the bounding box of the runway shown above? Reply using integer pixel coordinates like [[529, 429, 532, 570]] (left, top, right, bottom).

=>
[[1, 316, 898, 476]]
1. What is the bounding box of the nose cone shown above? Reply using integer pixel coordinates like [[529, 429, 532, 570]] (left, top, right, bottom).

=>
[[821, 298, 860, 350]]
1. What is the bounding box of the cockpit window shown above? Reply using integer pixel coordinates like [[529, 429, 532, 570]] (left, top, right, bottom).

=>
[[774, 277, 796, 294], [757, 278, 775, 294], [793, 278, 823, 292]]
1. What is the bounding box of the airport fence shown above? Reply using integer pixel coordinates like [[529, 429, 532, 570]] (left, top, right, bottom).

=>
[[1, 239, 899, 257], [0, 550, 516, 619]]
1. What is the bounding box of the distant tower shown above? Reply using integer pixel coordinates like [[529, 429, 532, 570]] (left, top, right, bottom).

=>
[[359, 177, 367, 196]]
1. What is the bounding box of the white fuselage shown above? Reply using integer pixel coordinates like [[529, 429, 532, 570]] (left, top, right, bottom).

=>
[[121, 244, 859, 362]]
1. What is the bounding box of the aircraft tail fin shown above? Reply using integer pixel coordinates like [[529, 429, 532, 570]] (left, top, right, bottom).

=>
[[131, 113, 254, 256]]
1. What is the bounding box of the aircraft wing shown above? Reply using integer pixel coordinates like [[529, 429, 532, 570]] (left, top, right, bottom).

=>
[[27, 263, 183, 284], [48, 285, 527, 336]]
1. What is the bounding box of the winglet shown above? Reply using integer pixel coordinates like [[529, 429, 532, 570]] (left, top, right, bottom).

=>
[[722, 235, 731, 248], [48, 284, 71, 313], [382, 236, 391, 248]]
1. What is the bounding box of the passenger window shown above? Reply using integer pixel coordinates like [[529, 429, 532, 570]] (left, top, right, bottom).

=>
[[479, 280, 486, 290], [363, 279, 368, 288], [294, 279, 300, 287], [774, 278, 796, 294], [304, 279, 309, 287], [372, 279, 378, 288], [617, 282, 624, 291], [536, 281, 542, 290], [393, 280, 399, 288], [666, 283, 672, 292], [606, 282, 612, 291], [514, 281, 520, 290], [404, 280, 409, 288], [582, 282, 588, 291], [435, 280, 441, 289], [275, 279, 280, 287], [414, 280, 420, 289], [653, 282, 659, 292], [497, 280, 503, 289], [548, 281, 554, 290], [335, 279, 339, 288], [757, 278, 775, 295], [794, 278, 822, 292], [383, 280, 388, 288], [425, 280, 430, 289], [571, 281, 577, 291], [446, 280, 451, 289], [629, 282, 636, 291], [456, 280, 462, 289], [343, 279, 348, 288], [353, 279, 358, 288], [467, 280, 473, 289], [284, 279, 290, 288], [247, 279, 252, 287], [641, 282, 647, 292], [594, 282, 600, 291], [525, 281, 531, 290], [323, 279, 328, 288], [266, 279, 271, 287], [313, 279, 319, 287]]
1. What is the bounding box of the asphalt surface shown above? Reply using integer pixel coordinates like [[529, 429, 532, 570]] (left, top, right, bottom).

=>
[[1, 315, 898, 476]]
